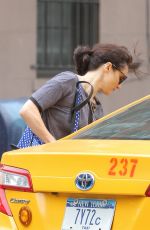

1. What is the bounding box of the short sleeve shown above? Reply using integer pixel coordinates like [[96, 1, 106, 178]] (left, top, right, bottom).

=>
[[31, 76, 64, 111], [31, 72, 77, 111]]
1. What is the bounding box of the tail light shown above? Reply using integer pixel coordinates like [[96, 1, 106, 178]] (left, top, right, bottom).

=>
[[0, 164, 33, 216], [0, 164, 33, 192]]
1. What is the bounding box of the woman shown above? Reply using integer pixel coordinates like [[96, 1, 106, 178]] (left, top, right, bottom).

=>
[[18, 43, 140, 146]]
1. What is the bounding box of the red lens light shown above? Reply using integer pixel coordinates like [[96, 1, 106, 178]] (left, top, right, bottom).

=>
[[0, 188, 12, 216], [145, 185, 150, 197]]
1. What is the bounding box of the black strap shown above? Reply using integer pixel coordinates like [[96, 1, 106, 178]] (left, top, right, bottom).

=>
[[10, 144, 19, 150], [71, 81, 94, 112], [88, 101, 94, 124]]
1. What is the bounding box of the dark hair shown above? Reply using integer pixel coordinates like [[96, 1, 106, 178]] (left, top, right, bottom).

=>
[[73, 43, 141, 75]]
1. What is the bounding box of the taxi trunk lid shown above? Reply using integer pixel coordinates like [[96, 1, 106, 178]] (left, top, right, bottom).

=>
[[2, 139, 150, 196]]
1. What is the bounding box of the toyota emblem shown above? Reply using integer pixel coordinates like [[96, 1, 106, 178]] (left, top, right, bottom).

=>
[[75, 172, 95, 191]]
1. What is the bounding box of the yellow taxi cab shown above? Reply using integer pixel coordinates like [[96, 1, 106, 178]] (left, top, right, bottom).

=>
[[0, 95, 150, 230]]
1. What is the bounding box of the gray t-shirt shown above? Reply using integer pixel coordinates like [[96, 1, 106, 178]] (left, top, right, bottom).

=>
[[30, 71, 103, 140]]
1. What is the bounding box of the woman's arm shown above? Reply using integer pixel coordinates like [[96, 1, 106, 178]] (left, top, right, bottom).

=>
[[20, 100, 56, 143]]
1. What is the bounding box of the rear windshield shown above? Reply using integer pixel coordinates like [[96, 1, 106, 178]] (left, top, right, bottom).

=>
[[72, 98, 150, 140]]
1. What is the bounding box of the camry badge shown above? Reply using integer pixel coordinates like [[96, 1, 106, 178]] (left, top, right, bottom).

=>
[[75, 172, 95, 191], [10, 198, 30, 204]]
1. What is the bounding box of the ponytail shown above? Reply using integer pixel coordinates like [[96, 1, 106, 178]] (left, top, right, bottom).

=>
[[73, 46, 92, 75]]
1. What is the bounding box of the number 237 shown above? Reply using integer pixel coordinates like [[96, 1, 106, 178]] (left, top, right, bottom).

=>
[[108, 158, 138, 177]]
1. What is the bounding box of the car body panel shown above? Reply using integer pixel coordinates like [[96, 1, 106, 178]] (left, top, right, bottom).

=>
[[4, 191, 150, 230], [1, 140, 150, 195], [0, 211, 18, 229]]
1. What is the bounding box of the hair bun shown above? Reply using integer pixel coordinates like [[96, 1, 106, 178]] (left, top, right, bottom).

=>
[[73, 46, 92, 75]]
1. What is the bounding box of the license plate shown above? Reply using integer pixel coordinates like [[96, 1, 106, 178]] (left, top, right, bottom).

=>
[[61, 198, 116, 230]]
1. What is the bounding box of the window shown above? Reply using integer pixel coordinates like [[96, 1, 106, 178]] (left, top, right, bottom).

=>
[[72, 99, 150, 140], [37, 0, 99, 77]]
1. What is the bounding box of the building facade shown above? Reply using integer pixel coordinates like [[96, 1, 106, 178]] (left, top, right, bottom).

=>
[[0, 0, 150, 114]]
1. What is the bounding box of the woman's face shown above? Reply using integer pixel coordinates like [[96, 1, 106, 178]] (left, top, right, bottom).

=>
[[99, 63, 128, 95]]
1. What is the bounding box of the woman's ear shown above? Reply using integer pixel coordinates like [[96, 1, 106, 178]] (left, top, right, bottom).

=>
[[103, 62, 113, 72]]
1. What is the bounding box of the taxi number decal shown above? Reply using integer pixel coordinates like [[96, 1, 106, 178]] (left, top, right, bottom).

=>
[[108, 158, 138, 177]]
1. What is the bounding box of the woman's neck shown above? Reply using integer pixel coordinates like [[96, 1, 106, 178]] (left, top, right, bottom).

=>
[[77, 69, 103, 98]]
